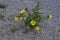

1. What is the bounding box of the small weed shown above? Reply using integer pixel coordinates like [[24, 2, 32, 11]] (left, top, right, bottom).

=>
[[10, 27, 18, 32], [14, 2, 52, 32], [0, 3, 6, 8]]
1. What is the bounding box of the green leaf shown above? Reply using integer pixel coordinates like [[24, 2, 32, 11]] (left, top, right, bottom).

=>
[[25, 16, 31, 25], [32, 2, 41, 14]]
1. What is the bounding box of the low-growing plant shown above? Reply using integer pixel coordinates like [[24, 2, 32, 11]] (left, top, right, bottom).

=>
[[14, 2, 52, 31], [10, 27, 18, 32]]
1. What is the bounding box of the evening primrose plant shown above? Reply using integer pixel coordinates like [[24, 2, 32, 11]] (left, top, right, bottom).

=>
[[14, 2, 52, 31]]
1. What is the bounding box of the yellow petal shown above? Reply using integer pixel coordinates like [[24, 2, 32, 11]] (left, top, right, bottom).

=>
[[47, 14, 52, 19], [19, 9, 26, 15], [30, 20, 36, 26], [34, 26, 40, 31], [14, 17, 20, 21]]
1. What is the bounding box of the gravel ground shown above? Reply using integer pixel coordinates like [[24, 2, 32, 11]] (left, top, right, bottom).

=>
[[0, 0, 60, 40]]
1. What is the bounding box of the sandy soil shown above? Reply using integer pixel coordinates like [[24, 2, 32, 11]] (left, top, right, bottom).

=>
[[0, 0, 60, 40]]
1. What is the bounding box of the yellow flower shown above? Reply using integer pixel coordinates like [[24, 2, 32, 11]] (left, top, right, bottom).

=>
[[34, 26, 40, 31], [30, 20, 36, 26], [47, 14, 52, 19], [14, 17, 20, 21], [19, 9, 26, 15]]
